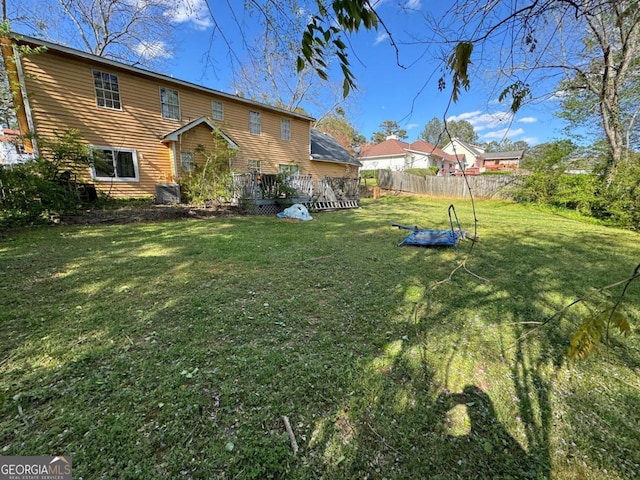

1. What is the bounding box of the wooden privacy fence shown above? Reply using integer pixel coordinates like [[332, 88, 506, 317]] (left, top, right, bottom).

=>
[[377, 170, 523, 199]]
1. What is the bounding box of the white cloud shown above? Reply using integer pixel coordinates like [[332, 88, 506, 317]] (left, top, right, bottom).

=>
[[447, 111, 513, 132], [406, 123, 420, 131], [446, 110, 482, 122], [374, 32, 389, 46], [522, 136, 539, 145], [517, 117, 537, 123], [481, 128, 525, 140], [164, 0, 212, 30], [548, 90, 568, 101], [404, 0, 422, 9], [134, 41, 172, 60]]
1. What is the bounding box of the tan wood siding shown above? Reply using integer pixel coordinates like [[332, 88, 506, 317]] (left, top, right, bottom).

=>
[[175, 123, 236, 173], [306, 161, 357, 178], [19, 48, 323, 197]]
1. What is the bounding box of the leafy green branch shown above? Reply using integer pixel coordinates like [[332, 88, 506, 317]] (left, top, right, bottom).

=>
[[517, 263, 640, 360]]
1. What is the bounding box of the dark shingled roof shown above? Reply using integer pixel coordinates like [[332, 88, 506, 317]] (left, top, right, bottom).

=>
[[480, 150, 525, 160], [310, 129, 362, 167]]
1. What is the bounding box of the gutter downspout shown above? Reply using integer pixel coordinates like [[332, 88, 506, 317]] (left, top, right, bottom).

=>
[[0, 37, 38, 155]]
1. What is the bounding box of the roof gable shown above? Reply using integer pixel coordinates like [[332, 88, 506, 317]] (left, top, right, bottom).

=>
[[444, 137, 485, 156], [162, 116, 238, 149], [408, 140, 454, 159]]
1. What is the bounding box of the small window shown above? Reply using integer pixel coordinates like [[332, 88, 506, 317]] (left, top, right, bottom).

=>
[[93, 70, 121, 109], [92, 147, 138, 181], [160, 87, 180, 120], [181, 152, 194, 172], [248, 159, 261, 172], [281, 119, 291, 141], [278, 164, 299, 176], [249, 111, 261, 135], [212, 100, 224, 121]]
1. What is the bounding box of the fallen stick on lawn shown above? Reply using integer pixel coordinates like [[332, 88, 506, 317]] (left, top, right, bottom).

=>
[[282, 416, 299, 455]]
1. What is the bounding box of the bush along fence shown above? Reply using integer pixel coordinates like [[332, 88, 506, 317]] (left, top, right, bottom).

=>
[[232, 173, 360, 215], [377, 170, 523, 199]]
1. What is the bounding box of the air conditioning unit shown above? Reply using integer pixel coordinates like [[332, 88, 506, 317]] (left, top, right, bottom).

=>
[[155, 183, 181, 204]]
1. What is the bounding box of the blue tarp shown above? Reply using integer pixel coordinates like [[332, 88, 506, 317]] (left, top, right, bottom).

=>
[[277, 203, 313, 221]]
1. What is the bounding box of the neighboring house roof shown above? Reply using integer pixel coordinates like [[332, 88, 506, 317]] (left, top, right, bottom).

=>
[[10, 33, 315, 123], [444, 137, 485, 156], [0, 127, 34, 165], [479, 150, 525, 161], [359, 138, 410, 158], [407, 140, 459, 161], [0, 128, 21, 142], [359, 137, 458, 161], [162, 116, 239, 149], [310, 129, 361, 167]]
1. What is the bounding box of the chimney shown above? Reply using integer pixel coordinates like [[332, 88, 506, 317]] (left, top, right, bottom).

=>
[[386, 134, 398, 141]]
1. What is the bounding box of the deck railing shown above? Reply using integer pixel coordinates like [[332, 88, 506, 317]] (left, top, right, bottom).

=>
[[232, 173, 359, 201]]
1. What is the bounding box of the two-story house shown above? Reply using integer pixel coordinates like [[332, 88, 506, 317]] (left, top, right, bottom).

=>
[[2, 34, 359, 200]]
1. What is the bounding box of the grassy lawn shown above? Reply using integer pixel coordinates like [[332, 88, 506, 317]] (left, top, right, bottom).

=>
[[1, 196, 639, 479]]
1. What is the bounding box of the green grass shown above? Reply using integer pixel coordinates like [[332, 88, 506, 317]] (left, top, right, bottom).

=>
[[1, 196, 639, 479]]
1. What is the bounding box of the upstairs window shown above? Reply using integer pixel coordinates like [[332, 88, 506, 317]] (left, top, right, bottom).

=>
[[92, 147, 138, 181], [281, 118, 291, 141], [249, 111, 261, 135], [93, 70, 121, 109], [160, 87, 180, 120], [212, 100, 224, 121]]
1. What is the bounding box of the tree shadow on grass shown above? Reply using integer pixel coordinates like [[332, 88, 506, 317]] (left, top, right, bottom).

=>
[[1, 198, 639, 478], [429, 385, 534, 479]]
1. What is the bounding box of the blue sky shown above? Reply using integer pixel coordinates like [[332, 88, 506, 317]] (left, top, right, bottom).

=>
[[11, 0, 568, 146]]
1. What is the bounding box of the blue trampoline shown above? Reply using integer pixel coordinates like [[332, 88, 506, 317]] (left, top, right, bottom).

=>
[[392, 204, 466, 250]]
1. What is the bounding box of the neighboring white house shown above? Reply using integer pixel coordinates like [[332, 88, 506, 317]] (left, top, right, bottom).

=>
[[358, 136, 461, 173], [442, 138, 524, 172], [0, 128, 34, 165]]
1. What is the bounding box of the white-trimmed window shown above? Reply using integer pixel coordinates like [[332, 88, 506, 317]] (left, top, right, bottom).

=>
[[160, 87, 180, 120], [181, 152, 194, 172], [92, 147, 139, 181], [248, 159, 261, 172], [281, 118, 291, 141], [249, 111, 261, 135], [212, 100, 224, 121], [93, 70, 121, 109], [278, 164, 299, 176]]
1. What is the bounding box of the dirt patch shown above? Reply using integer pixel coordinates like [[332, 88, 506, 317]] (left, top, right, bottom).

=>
[[59, 204, 241, 226]]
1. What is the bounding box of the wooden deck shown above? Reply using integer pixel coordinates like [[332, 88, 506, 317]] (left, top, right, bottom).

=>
[[233, 173, 360, 215]]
